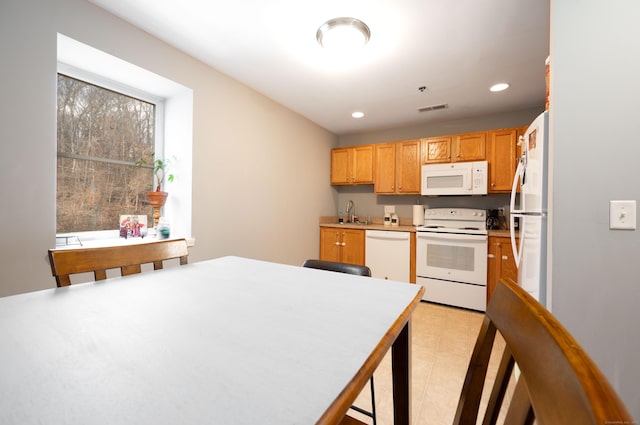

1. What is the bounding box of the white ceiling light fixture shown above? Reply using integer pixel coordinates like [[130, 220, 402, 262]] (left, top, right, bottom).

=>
[[352, 111, 365, 119], [316, 17, 371, 50], [490, 83, 510, 92]]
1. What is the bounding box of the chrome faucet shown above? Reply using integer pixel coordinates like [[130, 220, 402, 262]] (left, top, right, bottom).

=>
[[345, 200, 354, 223]]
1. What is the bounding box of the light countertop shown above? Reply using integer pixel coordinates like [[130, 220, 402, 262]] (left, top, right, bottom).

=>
[[320, 217, 515, 236]]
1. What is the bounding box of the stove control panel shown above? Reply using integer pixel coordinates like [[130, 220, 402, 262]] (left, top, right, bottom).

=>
[[424, 208, 486, 221]]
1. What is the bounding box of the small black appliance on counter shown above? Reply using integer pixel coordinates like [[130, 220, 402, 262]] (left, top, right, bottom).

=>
[[486, 209, 502, 230]]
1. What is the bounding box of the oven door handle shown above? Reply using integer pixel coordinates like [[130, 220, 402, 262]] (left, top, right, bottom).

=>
[[417, 232, 487, 242]]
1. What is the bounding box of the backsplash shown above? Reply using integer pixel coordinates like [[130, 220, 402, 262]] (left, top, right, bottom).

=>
[[335, 186, 512, 226]]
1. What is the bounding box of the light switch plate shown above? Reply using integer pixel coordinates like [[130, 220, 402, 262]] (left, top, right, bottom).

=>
[[610, 200, 636, 230], [384, 205, 396, 214]]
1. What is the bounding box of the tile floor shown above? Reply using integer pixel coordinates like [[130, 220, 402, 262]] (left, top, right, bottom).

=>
[[348, 301, 502, 425]]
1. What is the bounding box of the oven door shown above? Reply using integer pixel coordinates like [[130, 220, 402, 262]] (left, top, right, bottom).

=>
[[416, 231, 488, 286]]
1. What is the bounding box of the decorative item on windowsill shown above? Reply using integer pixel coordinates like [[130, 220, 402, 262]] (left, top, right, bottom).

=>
[[157, 217, 171, 239], [119, 214, 148, 239], [136, 153, 175, 234]]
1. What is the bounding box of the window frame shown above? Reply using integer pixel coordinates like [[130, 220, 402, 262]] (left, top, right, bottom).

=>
[[55, 63, 166, 242], [56, 33, 193, 247]]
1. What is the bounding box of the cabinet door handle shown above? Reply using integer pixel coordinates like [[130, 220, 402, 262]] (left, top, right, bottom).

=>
[[341, 242, 346, 246], [487, 254, 496, 259], [502, 255, 509, 260], [335, 242, 341, 246]]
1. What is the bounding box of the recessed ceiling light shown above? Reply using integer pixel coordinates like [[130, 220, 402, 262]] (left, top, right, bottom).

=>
[[352, 111, 365, 119], [317, 18, 371, 50], [490, 83, 510, 92]]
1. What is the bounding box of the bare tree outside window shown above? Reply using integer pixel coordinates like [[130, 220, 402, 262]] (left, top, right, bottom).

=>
[[56, 74, 155, 233]]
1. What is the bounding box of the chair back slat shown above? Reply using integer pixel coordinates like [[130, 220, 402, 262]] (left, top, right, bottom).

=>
[[501, 378, 534, 425], [48, 239, 189, 287], [452, 316, 497, 425], [480, 347, 515, 425], [454, 278, 632, 425]]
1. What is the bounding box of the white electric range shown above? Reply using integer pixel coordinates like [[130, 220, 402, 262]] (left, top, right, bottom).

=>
[[415, 208, 488, 311]]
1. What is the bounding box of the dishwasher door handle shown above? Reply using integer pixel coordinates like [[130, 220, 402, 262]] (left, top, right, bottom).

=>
[[366, 230, 410, 241]]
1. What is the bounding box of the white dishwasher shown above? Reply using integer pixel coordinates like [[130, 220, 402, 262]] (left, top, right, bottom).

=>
[[365, 230, 410, 282]]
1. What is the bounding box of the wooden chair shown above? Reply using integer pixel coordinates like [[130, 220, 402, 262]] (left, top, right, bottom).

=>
[[302, 259, 376, 425], [454, 277, 632, 425], [345, 276, 632, 425], [48, 239, 189, 287]]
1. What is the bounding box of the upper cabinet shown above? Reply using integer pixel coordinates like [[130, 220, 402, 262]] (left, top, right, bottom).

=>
[[421, 136, 452, 164], [486, 126, 528, 193], [330, 145, 374, 185], [332, 125, 525, 194], [454, 131, 487, 162], [374, 140, 421, 194], [487, 128, 518, 192], [422, 132, 486, 164]]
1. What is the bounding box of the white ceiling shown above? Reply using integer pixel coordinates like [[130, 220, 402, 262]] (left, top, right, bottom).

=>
[[88, 0, 550, 135]]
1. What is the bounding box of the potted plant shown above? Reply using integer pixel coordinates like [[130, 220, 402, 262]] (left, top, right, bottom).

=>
[[137, 153, 175, 192], [136, 153, 175, 228]]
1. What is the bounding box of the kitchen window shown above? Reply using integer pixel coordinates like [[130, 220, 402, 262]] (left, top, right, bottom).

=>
[[56, 72, 160, 234], [57, 34, 194, 244]]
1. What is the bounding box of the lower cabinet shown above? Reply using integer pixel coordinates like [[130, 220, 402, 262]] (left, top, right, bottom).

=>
[[319, 227, 366, 266], [487, 236, 518, 302]]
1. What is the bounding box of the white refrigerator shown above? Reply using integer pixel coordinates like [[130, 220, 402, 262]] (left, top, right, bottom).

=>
[[510, 111, 549, 307]]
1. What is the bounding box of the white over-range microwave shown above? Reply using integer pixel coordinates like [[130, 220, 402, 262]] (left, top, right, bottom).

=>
[[421, 161, 488, 196]]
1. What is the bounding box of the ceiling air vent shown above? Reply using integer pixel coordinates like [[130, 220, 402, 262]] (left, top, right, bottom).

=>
[[417, 103, 448, 112]]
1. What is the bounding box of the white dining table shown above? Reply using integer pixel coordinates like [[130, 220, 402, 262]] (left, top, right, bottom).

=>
[[0, 256, 424, 425]]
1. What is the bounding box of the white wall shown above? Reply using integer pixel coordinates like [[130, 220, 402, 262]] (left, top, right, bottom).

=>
[[0, 0, 337, 297], [0, 0, 57, 296], [551, 0, 640, 418]]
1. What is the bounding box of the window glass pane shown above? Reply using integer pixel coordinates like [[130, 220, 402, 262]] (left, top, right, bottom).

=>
[[56, 74, 155, 233]]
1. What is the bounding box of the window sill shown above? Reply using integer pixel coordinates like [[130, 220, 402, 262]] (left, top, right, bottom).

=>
[[54, 231, 195, 250]]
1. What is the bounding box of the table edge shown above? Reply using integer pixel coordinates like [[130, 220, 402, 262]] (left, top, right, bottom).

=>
[[315, 286, 425, 425]]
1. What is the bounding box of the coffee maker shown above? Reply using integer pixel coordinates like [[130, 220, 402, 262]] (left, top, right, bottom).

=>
[[486, 209, 501, 230]]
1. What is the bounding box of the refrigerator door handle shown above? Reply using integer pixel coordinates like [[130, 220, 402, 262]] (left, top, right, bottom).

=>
[[510, 214, 524, 267], [510, 157, 526, 267], [510, 158, 525, 214]]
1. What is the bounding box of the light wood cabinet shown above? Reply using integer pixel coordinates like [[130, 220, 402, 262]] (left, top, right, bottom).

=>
[[487, 128, 518, 192], [330, 145, 374, 185], [486, 126, 527, 193], [374, 140, 421, 194], [487, 236, 518, 302], [333, 126, 525, 193], [421, 136, 452, 164], [453, 131, 487, 162], [319, 227, 366, 265], [422, 132, 486, 164]]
